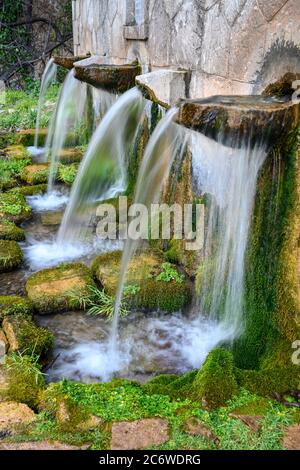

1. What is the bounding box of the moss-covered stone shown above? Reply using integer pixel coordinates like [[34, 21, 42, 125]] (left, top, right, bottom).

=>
[[2, 315, 53, 355], [25, 263, 96, 314], [40, 210, 63, 226], [0, 192, 32, 223], [91, 250, 192, 312], [16, 128, 47, 147], [0, 240, 23, 272], [9, 184, 47, 196], [0, 219, 25, 241], [0, 296, 33, 321], [191, 349, 239, 409], [0, 354, 45, 408], [20, 163, 49, 185], [4, 144, 32, 161], [58, 147, 84, 164]]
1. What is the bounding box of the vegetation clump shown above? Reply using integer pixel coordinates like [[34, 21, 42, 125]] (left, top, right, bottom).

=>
[[0, 219, 25, 241], [0, 192, 32, 223], [0, 295, 33, 320], [0, 239, 23, 272]]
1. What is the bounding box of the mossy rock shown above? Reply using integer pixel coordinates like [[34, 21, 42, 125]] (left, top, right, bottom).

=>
[[0, 295, 33, 321], [0, 174, 17, 191], [0, 219, 25, 241], [16, 128, 47, 147], [191, 348, 239, 409], [0, 240, 23, 272], [40, 210, 63, 226], [0, 354, 45, 409], [0, 192, 32, 223], [25, 263, 96, 314], [9, 184, 47, 196], [20, 163, 49, 185], [58, 147, 84, 164], [4, 144, 32, 162], [91, 250, 192, 312], [2, 315, 53, 355]]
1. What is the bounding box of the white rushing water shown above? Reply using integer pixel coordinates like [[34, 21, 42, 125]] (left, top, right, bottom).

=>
[[33, 58, 57, 149], [57, 87, 145, 246]]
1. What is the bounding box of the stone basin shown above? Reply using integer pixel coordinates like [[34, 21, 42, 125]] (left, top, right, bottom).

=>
[[53, 54, 90, 70], [73, 58, 141, 93], [177, 95, 300, 148]]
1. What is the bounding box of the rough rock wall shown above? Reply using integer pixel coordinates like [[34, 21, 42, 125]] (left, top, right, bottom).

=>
[[72, 0, 300, 98]]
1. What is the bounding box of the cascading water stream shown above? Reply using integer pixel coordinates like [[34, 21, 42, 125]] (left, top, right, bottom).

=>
[[31, 58, 57, 153], [28, 70, 87, 211], [25, 87, 145, 269], [106, 108, 270, 379]]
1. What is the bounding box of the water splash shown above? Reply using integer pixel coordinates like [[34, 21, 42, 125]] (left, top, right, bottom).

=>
[[34, 58, 57, 149]]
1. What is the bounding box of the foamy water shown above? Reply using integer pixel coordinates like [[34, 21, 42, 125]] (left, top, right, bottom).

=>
[[38, 311, 230, 383], [27, 191, 69, 211]]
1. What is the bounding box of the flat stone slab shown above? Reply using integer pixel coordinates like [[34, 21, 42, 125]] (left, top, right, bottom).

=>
[[110, 418, 169, 450], [0, 441, 90, 450], [0, 402, 36, 433], [136, 70, 188, 108], [25, 263, 96, 314], [282, 424, 300, 450], [53, 54, 90, 70], [4, 144, 31, 161], [177, 95, 299, 148], [40, 211, 64, 226], [0, 193, 32, 224], [16, 129, 47, 147], [20, 163, 49, 185], [74, 56, 141, 93]]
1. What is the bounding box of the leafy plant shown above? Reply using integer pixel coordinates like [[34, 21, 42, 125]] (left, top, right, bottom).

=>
[[155, 262, 184, 283], [68, 284, 128, 319], [5, 349, 45, 385]]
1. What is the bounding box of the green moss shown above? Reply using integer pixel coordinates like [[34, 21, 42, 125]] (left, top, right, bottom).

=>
[[4, 144, 31, 161], [20, 164, 49, 185], [16, 129, 47, 147], [233, 123, 300, 369], [126, 117, 149, 196], [190, 349, 239, 409], [0, 192, 32, 223], [1, 353, 45, 409], [58, 163, 78, 186], [0, 295, 33, 321], [229, 397, 270, 416], [0, 239, 23, 272], [25, 263, 96, 314], [92, 250, 192, 312], [0, 219, 25, 241], [0, 155, 32, 190], [9, 184, 47, 196]]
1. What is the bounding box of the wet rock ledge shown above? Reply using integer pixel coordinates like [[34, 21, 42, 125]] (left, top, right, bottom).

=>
[[177, 95, 300, 148]]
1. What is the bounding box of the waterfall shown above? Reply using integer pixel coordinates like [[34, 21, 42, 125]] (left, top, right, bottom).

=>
[[109, 107, 185, 356], [33, 58, 57, 149], [108, 107, 269, 373], [57, 87, 145, 246], [47, 70, 87, 193]]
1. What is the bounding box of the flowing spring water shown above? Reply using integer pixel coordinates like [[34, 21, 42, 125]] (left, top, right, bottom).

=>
[[25, 88, 145, 269], [57, 87, 145, 247], [33, 58, 57, 150], [28, 70, 87, 212], [105, 108, 269, 379]]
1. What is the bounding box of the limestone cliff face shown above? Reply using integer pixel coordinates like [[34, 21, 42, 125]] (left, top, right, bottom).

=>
[[72, 0, 300, 98]]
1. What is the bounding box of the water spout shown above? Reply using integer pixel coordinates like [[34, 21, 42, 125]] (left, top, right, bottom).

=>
[[34, 58, 57, 149]]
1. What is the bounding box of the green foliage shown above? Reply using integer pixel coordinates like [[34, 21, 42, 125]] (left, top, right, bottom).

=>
[[58, 163, 78, 186], [0, 156, 31, 190], [0, 239, 23, 271], [0, 192, 31, 222], [68, 284, 128, 319], [155, 262, 184, 283], [2, 352, 45, 409], [0, 219, 25, 241], [0, 295, 33, 320]]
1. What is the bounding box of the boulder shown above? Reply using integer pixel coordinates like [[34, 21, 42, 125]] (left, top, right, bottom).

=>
[[2, 315, 53, 355], [16, 128, 47, 147], [9, 184, 47, 196], [25, 263, 96, 314], [4, 144, 32, 161], [91, 250, 192, 313], [0, 401, 36, 434], [110, 418, 169, 450], [0, 240, 23, 273], [0, 193, 32, 223], [53, 54, 90, 70], [0, 220, 25, 242], [20, 163, 49, 185], [40, 210, 64, 226], [0, 296, 33, 321]]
